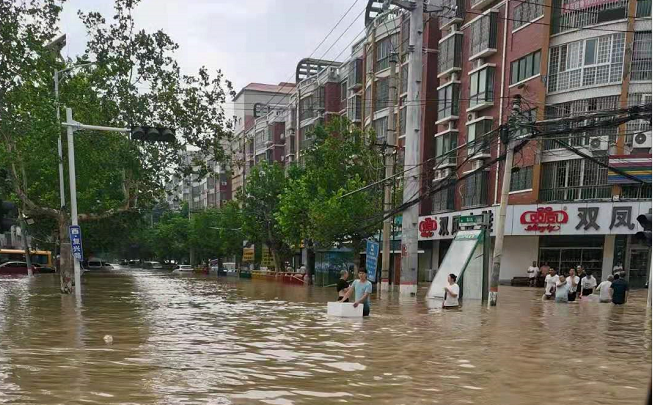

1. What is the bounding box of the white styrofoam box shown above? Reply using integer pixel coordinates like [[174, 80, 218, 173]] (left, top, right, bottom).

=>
[[327, 302, 363, 317]]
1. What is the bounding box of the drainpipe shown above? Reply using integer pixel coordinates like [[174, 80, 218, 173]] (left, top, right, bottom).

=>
[[495, 0, 510, 205]]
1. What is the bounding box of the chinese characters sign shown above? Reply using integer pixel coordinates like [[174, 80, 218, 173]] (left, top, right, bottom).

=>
[[366, 240, 379, 282], [68, 225, 84, 262], [418, 202, 650, 240]]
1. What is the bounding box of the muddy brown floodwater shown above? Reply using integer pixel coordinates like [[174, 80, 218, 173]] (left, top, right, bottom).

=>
[[0, 267, 650, 405]]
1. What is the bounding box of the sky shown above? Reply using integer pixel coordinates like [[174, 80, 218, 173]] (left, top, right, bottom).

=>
[[58, 0, 367, 113]]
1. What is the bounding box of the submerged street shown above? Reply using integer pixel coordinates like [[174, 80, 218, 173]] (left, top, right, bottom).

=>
[[0, 267, 650, 405]]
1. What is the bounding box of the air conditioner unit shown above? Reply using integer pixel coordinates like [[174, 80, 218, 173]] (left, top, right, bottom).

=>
[[471, 58, 484, 69], [434, 168, 452, 182], [633, 132, 652, 149], [467, 112, 477, 121], [470, 160, 484, 171], [589, 136, 609, 152]]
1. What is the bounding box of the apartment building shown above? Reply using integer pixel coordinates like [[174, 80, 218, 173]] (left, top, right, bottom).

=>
[[231, 82, 295, 196], [417, 0, 651, 287]]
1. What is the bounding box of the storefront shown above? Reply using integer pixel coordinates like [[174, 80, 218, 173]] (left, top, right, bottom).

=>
[[418, 201, 651, 285]]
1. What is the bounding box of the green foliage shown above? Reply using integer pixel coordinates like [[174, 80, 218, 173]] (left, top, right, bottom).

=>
[[240, 162, 291, 269], [277, 117, 384, 248]]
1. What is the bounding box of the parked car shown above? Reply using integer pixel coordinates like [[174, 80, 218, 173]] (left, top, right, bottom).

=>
[[85, 258, 113, 271], [172, 265, 194, 274], [142, 261, 163, 269], [0, 261, 38, 275]]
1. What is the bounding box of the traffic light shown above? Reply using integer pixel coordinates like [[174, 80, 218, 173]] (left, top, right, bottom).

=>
[[1, 201, 17, 233], [636, 213, 652, 244], [130, 126, 176, 143]]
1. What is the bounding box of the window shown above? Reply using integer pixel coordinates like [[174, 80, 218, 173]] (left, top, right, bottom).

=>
[[631, 31, 652, 81], [374, 117, 388, 142], [375, 77, 389, 112], [637, 0, 651, 17], [435, 131, 458, 166], [315, 86, 325, 110], [347, 95, 362, 122], [348, 58, 363, 88], [469, 66, 495, 109], [469, 12, 498, 58], [510, 51, 541, 84], [467, 118, 492, 156], [340, 81, 348, 102], [548, 33, 625, 93], [463, 170, 489, 208], [401, 64, 408, 94], [364, 84, 372, 119], [437, 83, 460, 121], [544, 96, 619, 149], [400, 18, 410, 63], [299, 95, 315, 121], [510, 166, 533, 191], [438, 33, 463, 74], [254, 103, 268, 118], [432, 181, 456, 212], [513, 0, 543, 30], [254, 130, 266, 150], [540, 158, 610, 201], [366, 45, 374, 73], [376, 36, 396, 71], [626, 93, 652, 145]]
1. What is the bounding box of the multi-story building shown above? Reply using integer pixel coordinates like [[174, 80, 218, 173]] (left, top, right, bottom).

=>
[[416, 0, 651, 287], [231, 82, 295, 196]]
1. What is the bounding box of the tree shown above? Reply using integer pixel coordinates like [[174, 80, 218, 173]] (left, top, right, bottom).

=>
[[0, 0, 233, 293], [277, 118, 384, 275], [240, 162, 290, 272]]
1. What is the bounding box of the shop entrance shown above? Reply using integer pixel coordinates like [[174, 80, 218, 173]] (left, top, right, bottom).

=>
[[538, 235, 605, 278]]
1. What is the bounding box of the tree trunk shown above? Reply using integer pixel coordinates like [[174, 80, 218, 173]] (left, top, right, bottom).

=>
[[306, 239, 315, 285], [57, 213, 74, 294], [270, 248, 283, 273]]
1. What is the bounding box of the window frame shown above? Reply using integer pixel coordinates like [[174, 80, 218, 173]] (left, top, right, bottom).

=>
[[509, 166, 534, 192], [510, 50, 541, 85], [469, 66, 495, 109]]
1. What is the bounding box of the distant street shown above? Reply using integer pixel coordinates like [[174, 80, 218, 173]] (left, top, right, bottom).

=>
[[0, 267, 650, 404]]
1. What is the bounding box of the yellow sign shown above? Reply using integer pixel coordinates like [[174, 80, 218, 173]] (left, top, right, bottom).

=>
[[242, 247, 254, 262], [261, 247, 273, 267]]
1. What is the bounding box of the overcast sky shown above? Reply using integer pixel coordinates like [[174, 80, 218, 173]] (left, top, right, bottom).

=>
[[58, 0, 366, 109]]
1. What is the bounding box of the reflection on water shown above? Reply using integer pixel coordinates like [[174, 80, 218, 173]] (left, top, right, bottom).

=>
[[0, 268, 650, 404]]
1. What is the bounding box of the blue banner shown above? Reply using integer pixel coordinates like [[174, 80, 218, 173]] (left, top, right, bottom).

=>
[[365, 240, 379, 282], [68, 225, 84, 262]]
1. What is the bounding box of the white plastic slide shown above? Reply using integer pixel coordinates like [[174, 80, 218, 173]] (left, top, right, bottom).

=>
[[427, 230, 482, 299]]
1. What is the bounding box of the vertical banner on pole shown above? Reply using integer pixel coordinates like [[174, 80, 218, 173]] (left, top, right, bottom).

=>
[[68, 225, 84, 262], [366, 240, 379, 282]]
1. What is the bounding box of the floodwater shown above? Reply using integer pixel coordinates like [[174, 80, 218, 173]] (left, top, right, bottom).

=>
[[0, 268, 650, 405]]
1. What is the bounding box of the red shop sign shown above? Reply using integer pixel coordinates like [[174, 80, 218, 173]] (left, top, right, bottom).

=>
[[419, 217, 438, 238], [520, 207, 569, 233]]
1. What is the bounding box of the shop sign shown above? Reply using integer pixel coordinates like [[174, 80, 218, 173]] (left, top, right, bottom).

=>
[[417, 207, 497, 241], [520, 207, 569, 233], [242, 247, 254, 262], [418, 217, 438, 238]]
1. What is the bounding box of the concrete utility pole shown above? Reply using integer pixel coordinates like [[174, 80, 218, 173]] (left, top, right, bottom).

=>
[[393, 0, 423, 296], [19, 213, 33, 277], [381, 51, 398, 291], [488, 96, 521, 306]]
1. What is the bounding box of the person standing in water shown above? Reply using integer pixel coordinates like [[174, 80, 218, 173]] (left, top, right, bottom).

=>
[[341, 268, 373, 316], [555, 275, 570, 303], [336, 269, 350, 302], [443, 274, 460, 308]]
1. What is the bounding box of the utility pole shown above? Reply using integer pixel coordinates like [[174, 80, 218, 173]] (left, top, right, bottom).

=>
[[488, 96, 521, 306], [392, 0, 423, 296], [18, 213, 33, 277], [65, 108, 83, 299], [381, 50, 398, 291]]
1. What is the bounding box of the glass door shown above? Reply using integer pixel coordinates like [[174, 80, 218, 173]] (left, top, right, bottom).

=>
[[628, 248, 650, 288]]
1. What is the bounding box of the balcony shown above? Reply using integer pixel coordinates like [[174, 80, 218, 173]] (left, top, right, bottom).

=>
[[551, 0, 628, 34], [540, 185, 612, 202], [462, 170, 489, 209], [437, 33, 463, 78], [469, 12, 498, 60], [347, 95, 362, 122], [471, 0, 496, 11], [348, 58, 363, 89], [436, 82, 460, 124]]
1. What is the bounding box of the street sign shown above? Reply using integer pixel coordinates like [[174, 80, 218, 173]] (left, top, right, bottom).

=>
[[366, 240, 379, 282], [459, 214, 485, 225], [68, 225, 84, 262], [242, 247, 255, 262]]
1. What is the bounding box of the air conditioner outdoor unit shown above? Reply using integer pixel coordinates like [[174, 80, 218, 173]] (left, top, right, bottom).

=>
[[470, 160, 484, 171], [467, 112, 476, 121], [589, 136, 608, 152], [434, 168, 452, 182], [633, 132, 652, 149]]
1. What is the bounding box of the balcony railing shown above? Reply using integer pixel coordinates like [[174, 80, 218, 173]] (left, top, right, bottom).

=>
[[621, 183, 652, 199], [540, 185, 612, 202], [551, 0, 628, 34]]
